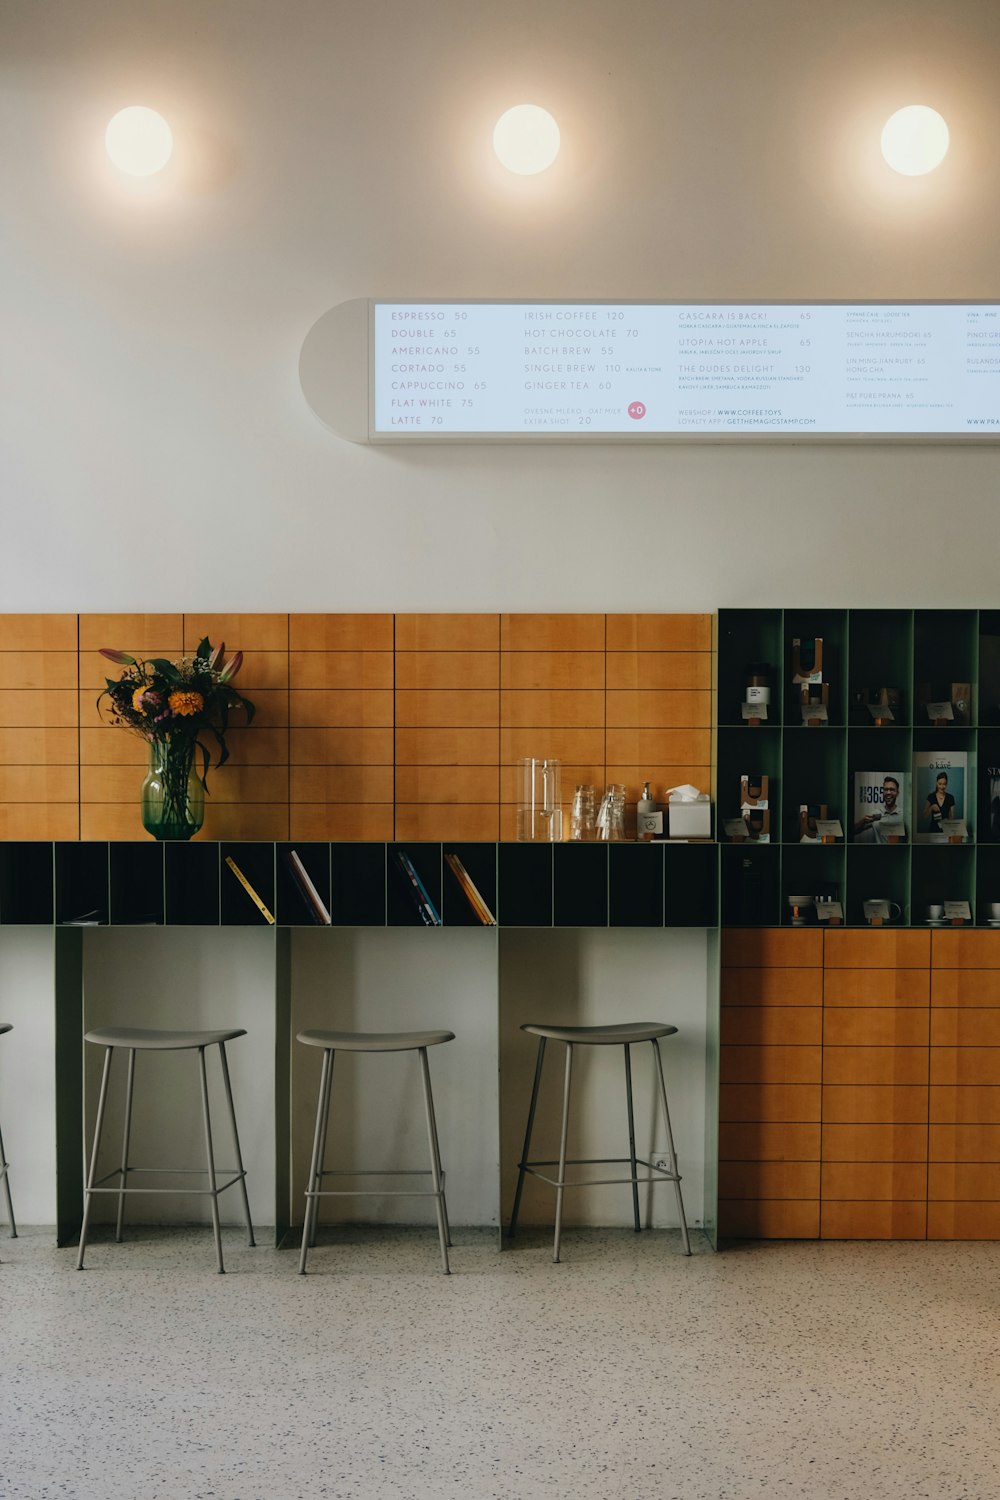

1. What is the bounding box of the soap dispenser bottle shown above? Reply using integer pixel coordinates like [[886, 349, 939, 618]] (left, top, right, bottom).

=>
[[636, 781, 662, 839]]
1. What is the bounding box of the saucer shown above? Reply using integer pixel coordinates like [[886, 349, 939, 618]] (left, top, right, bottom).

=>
[[925, 918, 947, 926], [988, 919, 1000, 928]]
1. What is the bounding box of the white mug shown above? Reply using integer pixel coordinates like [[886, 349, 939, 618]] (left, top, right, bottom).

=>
[[863, 898, 902, 924], [990, 902, 1000, 921], [928, 903, 944, 920]]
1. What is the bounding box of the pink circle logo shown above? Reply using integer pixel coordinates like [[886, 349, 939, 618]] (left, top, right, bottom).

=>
[[627, 401, 646, 420]]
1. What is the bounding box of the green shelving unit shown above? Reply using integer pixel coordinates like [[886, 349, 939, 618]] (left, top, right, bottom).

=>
[[718, 607, 1000, 927]]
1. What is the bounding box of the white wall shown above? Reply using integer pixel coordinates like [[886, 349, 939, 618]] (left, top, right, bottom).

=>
[[2, 0, 999, 613], [1, 0, 996, 1228]]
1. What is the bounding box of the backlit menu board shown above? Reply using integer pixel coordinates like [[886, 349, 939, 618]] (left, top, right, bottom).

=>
[[371, 302, 1000, 438]]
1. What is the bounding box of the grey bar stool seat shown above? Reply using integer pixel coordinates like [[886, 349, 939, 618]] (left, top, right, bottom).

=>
[[77, 1025, 255, 1274], [0, 1024, 16, 1257], [509, 1020, 691, 1262], [297, 1027, 455, 1275]]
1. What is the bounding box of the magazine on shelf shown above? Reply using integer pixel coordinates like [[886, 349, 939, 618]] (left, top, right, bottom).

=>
[[394, 850, 442, 925], [852, 771, 907, 843], [912, 751, 970, 843], [445, 853, 496, 925], [286, 850, 332, 925], [989, 766, 1000, 841]]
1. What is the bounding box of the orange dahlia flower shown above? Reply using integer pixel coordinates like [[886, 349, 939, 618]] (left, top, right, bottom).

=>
[[168, 689, 204, 717]]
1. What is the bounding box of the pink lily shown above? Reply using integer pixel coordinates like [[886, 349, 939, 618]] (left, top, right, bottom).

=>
[[99, 648, 136, 665], [218, 650, 243, 683]]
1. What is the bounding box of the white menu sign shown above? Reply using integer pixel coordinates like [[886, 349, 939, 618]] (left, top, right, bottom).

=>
[[371, 302, 1000, 438]]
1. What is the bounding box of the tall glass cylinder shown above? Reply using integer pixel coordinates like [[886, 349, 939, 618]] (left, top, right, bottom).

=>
[[517, 757, 563, 842]]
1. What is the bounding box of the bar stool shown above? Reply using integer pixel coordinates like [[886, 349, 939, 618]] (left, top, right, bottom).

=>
[[508, 1021, 691, 1261], [297, 1028, 454, 1275], [0, 1024, 16, 1257], [77, 1026, 255, 1274]]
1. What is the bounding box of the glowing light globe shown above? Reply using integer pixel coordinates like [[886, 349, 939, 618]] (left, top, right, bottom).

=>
[[880, 105, 949, 176], [105, 106, 173, 177], [493, 105, 560, 175]]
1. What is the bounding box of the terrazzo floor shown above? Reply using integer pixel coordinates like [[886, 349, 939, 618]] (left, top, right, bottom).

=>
[[4, 1223, 1000, 1499]]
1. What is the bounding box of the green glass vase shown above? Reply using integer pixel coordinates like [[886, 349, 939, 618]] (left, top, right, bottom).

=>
[[141, 738, 205, 841]]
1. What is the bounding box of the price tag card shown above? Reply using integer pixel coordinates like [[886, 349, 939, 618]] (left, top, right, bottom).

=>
[[815, 901, 843, 922], [742, 702, 768, 720], [723, 817, 749, 839], [926, 701, 955, 721], [801, 704, 828, 723], [867, 703, 895, 721], [944, 901, 972, 921], [943, 820, 968, 841], [815, 819, 844, 839]]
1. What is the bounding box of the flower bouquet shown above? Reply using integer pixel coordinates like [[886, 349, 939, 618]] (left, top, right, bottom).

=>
[[97, 638, 255, 840]]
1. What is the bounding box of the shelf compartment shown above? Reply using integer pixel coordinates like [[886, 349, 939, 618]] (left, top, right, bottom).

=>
[[721, 843, 780, 927], [783, 609, 848, 728], [497, 843, 553, 927], [609, 842, 663, 927], [388, 843, 443, 928], [717, 725, 781, 843], [330, 843, 386, 926], [276, 842, 332, 927], [664, 842, 717, 927], [717, 609, 782, 727], [913, 609, 977, 727], [848, 608, 913, 727], [165, 841, 221, 925], [781, 731, 846, 845], [911, 843, 975, 923], [0, 841, 54, 924], [979, 611, 1000, 728], [780, 843, 845, 927], [845, 844, 910, 927], [221, 842, 276, 927], [553, 842, 607, 927], [109, 842, 165, 925], [55, 843, 109, 926], [442, 843, 497, 927]]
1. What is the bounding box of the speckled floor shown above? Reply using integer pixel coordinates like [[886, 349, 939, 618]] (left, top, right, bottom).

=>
[[4, 1224, 1000, 1499]]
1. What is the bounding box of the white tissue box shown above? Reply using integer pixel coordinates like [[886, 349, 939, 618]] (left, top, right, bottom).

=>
[[668, 796, 712, 839]]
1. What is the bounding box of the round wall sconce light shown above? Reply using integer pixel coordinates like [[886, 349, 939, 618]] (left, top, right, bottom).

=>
[[105, 106, 174, 176], [492, 104, 560, 175], [880, 105, 949, 176]]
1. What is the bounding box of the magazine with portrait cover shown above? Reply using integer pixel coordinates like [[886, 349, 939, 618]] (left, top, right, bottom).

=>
[[852, 771, 907, 843], [912, 751, 969, 843], [989, 765, 1000, 841]]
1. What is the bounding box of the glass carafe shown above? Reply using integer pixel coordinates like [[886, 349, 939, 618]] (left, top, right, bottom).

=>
[[517, 758, 563, 842]]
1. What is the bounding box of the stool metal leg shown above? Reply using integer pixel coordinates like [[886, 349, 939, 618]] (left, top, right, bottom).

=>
[[310, 1046, 335, 1249], [114, 1048, 136, 1243], [198, 1046, 225, 1274], [299, 1047, 334, 1274], [418, 1047, 450, 1275], [623, 1043, 641, 1233], [0, 1117, 16, 1239], [652, 1039, 691, 1256], [552, 1041, 574, 1264], [423, 1054, 452, 1249], [508, 1034, 546, 1239], [77, 1045, 114, 1270], [218, 1041, 255, 1248]]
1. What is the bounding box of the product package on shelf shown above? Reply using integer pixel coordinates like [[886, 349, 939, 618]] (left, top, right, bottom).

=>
[[852, 771, 907, 844], [912, 751, 971, 843]]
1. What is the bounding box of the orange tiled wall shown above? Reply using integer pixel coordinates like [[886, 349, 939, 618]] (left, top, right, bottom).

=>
[[0, 613, 713, 841], [721, 927, 1000, 1241]]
